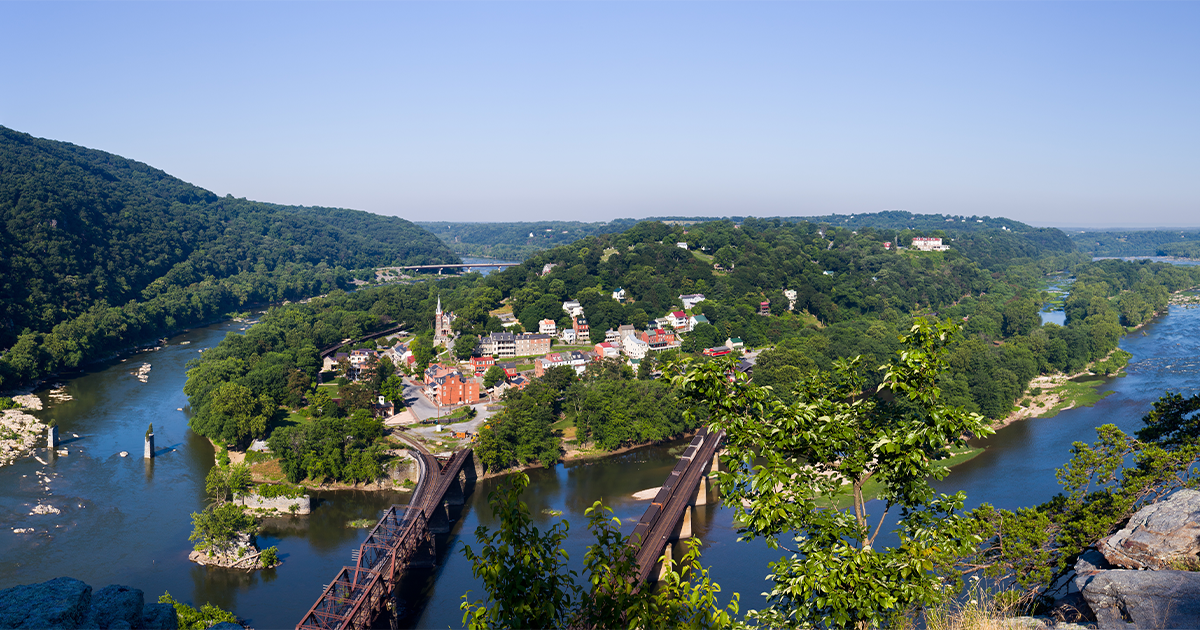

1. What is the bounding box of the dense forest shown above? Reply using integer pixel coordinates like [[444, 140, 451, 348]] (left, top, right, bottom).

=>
[[1066, 228, 1200, 257], [0, 126, 457, 390], [182, 214, 1200, 480], [417, 220, 638, 260]]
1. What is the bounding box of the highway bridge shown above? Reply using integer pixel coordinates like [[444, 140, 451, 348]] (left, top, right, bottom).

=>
[[385, 262, 520, 274], [296, 443, 476, 630], [629, 427, 724, 583]]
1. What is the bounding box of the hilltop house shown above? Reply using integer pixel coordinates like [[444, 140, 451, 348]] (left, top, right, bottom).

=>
[[563, 300, 584, 318], [612, 288, 626, 301], [679, 294, 706, 310], [667, 310, 690, 330], [911, 237, 949, 251]]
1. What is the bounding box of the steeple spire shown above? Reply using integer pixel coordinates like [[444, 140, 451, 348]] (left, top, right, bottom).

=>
[[436, 295, 442, 315]]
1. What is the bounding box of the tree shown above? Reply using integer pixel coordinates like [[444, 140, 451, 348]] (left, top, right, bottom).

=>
[[455, 334, 479, 361], [205, 463, 251, 504], [189, 502, 257, 558], [460, 473, 739, 629], [483, 365, 507, 389], [380, 375, 405, 404], [672, 318, 993, 628], [158, 592, 239, 630]]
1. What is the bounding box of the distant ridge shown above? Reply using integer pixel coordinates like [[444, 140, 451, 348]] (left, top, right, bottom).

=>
[[0, 126, 457, 388]]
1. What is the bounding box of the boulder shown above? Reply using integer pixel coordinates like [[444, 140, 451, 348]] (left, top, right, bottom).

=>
[[86, 585, 143, 629], [0, 577, 91, 628], [0, 578, 178, 629], [1099, 489, 1200, 570], [140, 604, 179, 630], [1075, 569, 1200, 630]]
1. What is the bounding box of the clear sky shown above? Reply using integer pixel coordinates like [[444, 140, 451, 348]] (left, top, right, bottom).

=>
[[2, 2, 1197, 228]]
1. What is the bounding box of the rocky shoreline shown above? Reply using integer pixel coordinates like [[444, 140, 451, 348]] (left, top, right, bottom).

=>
[[0, 408, 47, 468]]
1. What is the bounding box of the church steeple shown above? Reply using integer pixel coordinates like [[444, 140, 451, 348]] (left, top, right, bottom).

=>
[[436, 295, 442, 315]]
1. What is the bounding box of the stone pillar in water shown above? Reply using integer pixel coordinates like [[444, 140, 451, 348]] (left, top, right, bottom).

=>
[[144, 432, 154, 459], [47, 425, 58, 450]]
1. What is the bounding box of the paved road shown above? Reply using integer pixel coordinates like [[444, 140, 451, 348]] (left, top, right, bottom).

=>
[[402, 378, 440, 420]]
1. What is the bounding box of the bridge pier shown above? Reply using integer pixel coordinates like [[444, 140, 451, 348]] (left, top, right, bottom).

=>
[[427, 503, 451, 534], [444, 476, 464, 506], [657, 541, 675, 582], [670, 505, 692, 541], [692, 475, 708, 506]]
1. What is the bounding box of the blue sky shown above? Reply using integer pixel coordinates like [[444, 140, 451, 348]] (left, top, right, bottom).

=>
[[2, 2, 1197, 227]]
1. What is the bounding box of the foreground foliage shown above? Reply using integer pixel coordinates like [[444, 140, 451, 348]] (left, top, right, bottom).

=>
[[460, 473, 739, 629], [674, 318, 993, 628], [158, 592, 240, 630]]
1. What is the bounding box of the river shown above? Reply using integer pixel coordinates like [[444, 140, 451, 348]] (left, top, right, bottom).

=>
[[4, 303, 1200, 628]]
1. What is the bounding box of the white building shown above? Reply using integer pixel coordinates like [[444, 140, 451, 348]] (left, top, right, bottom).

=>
[[612, 287, 626, 301], [622, 336, 650, 360], [539, 319, 557, 335], [783, 289, 798, 311], [562, 300, 584, 318], [911, 237, 949, 251], [676, 242, 688, 250], [679, 294, 706, 310], [561, 329, 577, 344]]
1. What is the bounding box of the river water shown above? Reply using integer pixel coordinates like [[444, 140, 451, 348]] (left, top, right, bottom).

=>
[[4, 303, 1200, 628]]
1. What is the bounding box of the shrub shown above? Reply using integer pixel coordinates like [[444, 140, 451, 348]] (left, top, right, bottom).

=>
[[259, 546, 279, 567]]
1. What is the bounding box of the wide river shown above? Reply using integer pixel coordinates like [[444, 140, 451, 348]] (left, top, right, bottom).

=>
[[3, 304, 1200, 628]]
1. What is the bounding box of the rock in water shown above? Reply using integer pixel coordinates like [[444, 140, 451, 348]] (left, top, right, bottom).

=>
[[1076, 569, 1200, 630], [1099, 488, 1200, 570]]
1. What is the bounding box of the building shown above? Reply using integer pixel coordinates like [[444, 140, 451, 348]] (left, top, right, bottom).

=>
[[426, 372, 480, 407], [424, 363, 458, 385], [322, 352, 350, 373], [498, 361, 519, 378], [612, 288, 626, 301], [349, 349, 377, 368], [667, 310, 690, 330], [541, 263, 558, 276], [676, 242, 688, 250], [884, 242, 892, 250], [433, 296, 455, 344], [641, 328, 677, 351], [533, 351, 594, 377], [616, 324, 637, 344], [477, 332, 517, 358], [514, 333, 552, 356], [560, 328, 577, 344], [573, 316, 590, 342], [726, 337, 744, 350], [622, 336, 650, 360], [911, 237, 949, 251], [539, 319, 557, 335], [759, 300, 770, 316], [470, 355, 496, 375], [703, 345, 732, 357], [562, 300, 584, 318], [679, 294, 706, 310], [783, 289, 798, 311], [594, 342, 620, 359], [604, 328, 621, 344], [689, 313, 710, 329]]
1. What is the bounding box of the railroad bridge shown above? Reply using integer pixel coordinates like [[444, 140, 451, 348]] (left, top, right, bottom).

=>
[[297, 445, 477, 630], [629, 427, 725, 583]]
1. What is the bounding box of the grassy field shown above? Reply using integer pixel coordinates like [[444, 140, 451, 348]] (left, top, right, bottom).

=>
[[1039, 376, 1116, 419]]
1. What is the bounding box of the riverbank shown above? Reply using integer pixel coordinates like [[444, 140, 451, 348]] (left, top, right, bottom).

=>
[[0, 409, 47, 468]]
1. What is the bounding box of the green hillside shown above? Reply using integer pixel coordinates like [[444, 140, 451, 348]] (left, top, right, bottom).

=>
[[1065, 229, 1200, 258], [0, 126, 456, 388]]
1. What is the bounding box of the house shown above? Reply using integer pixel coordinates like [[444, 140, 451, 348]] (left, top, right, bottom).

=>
[[593, 342, 620, 359], [539, 319, 557, 335], [322, 352, 350, 373], [676, 242, 688, 250], [654, 316, 672, 330], [641, 328, 677, 351], [424, 363, 458, 384], [514, 333, 552, 356], [884, 242, 892, 250], [622, 336, 650, 360], [667, 310, 690, 330], [726, 337, 744, 350], [498, 361, 519, 378], [541, 263, 557, 276], [604, 329, 621, 344], [349, 348, 377, 368], [617, 324, 637, 344], [427, 372, 480, 407], [679, 294, 706, 310], [689, 313, 710, 329], [759, 300, 770, 316], [372, 396, 395, 418], [573, 316, 590, 342], [508, 374, 530, 391], [562, 300, 584, 318], [911, 237, 949, 251], [470, 355, 496, 375], [534, 351, 594, 376], [703, 345, 732, 357], [612, 288, 626, 301], [477, 332, 517, 358], [783, 289, 797, 311], [560, 328, 577, 344]]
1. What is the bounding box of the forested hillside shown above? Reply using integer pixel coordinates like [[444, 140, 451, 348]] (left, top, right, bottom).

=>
[[1066, 229, 1200, 258], [0, 126, 456, 389], [418, 220, 637, 260]]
